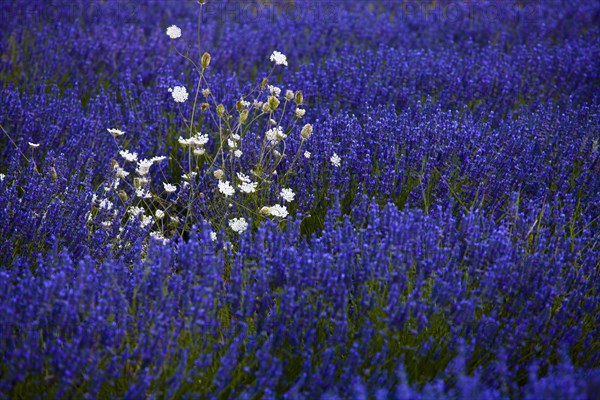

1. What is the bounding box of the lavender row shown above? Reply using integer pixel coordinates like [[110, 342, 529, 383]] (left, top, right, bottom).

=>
[[1, 200, 598, 397]]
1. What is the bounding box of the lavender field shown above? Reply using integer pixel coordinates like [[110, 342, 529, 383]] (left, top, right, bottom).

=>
[[1, 0, 599, 398]]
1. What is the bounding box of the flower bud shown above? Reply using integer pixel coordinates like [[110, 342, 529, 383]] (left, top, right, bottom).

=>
[[213, 169, 224, 180], [301, 123, 313, 140], [261, 77, 268, 90], [202, 88, 211, 98], [201, 102, 209, 112], [285, 90, 294, 101], [262, 102, 271, 113], [118, 190, 128, 202], [295, 91, 304, 105], [268, 96, 280, 111], [201, 52, 211, 69], [216, 104, 225, 117], [239, 109, 249, 124]]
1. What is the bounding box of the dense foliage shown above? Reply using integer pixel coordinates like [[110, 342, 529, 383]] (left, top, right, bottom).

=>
[[1, 0, 599, 398]]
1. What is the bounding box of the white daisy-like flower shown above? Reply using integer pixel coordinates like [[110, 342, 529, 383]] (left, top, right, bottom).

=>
[[330, 152, 341, 168], [115, 167, 129, 179], [285, 90, 294, 100], [128, 206, 144, 216], [270, 50, 288, 66], [237, 172, 251, 182], [120, 150, 138, 162], [218, 180, 235, 197], [265, 126, 286, 145], [280, 188, 295, 203], [150, 156, 166, 164], [155, 209, 165, 220], [304, 151, 311, 159], [234, 149, 243, 158], [169, 86, 189, 103], [228, 138, 236, 149], [229, 217, 248, 234], [107, 128, 125, 137], [166, 25, 181, 39], [136, 159, 154, 176], [295, 108, 306, 118], [231, 133, 241, 141], [28, 142, 40, 148], [239, 100, 250, 108], [163, 182, 177, 193], [261, 204, 288, 218], [268, 85, 281, 97], [99, 198, 113, 210], [238, 181, 257, 194], [135, 188, 152, 199], [210, 231, 217, 242], [150, 231, 168, 243], [140, 214, 153, 228]]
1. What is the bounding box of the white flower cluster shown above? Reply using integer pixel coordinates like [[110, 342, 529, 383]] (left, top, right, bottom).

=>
[[260, 204, 288, 218], [229, 217, 248, 234], [270, 51, 288, 66], [265, 126, 287, 145], [166, 25, 181, 39], [331, 152, 341, 168], [169, 86, 189, 103], [107, 128, 125, 137], [218, 180, 235, 197], [179, 132, 209, 155]]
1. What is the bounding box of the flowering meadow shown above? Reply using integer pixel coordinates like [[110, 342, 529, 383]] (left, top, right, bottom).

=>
[[1, 0, 600, 398]]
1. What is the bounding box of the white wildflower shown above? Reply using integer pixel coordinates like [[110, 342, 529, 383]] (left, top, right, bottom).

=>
[[136, 159, 154, 176], [218, 180, 235, 197], [169, 86, 189, 103], [237, 172, 251, 182], [231, 133, 241, 141], [136, 188, 152, 199], [115, 167, 129, 179], [280, 188, 295, 203], [228, 138, 236, 148], [270, 50, 288, 66], [238, 181, 257, 194], [210, 231, 217, 242], [0, 174, 5, 181], [150, 231, 169, 243], [107, 128, 125, 137], [155, 209, 165, 220], [141, 215, 153, 228], [229, 217, 248, 234], [260, 204, 288, 218], [295, 108, 306, 118], [239, 100, 250, 108], [286, 90, 294, 100], [234, 149, 243, 158], [120, 150, 138, 162], [265, 126, 286, 145], [28, 142, 40, 148], [330, 152, 341, 167], [99, 198, 113, 210], [268, 85, 281, 97], [163, 182, 177, 193], [304, 151, 311, 159], [128, 206, 144, 217], [150, 156, 166, 164], [166, 25, 181, 39]]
